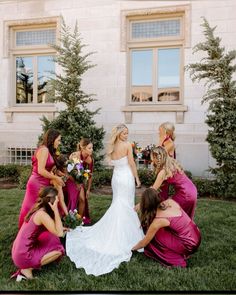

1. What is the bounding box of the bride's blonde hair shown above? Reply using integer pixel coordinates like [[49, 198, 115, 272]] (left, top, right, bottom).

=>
[[151, 146, 183, 180], [106, 123, 128, 159]]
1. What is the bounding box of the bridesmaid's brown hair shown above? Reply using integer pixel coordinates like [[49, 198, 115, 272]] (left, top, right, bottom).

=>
[[140, 188, 167, 230], [25, 186, 58, 222]]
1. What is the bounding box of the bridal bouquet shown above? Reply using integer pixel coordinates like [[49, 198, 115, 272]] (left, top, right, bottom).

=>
[[63, 209, 84, 229], [66, 157, 92, 184]]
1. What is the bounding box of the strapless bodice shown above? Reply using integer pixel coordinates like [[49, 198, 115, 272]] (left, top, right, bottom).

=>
[[111, 156, 128, 167]]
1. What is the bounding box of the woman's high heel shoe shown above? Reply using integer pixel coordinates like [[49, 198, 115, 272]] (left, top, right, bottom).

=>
[[10, 270, 29, 282]]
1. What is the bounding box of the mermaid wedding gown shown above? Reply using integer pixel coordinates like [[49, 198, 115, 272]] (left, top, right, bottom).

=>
[[66, 156, 144, 276]]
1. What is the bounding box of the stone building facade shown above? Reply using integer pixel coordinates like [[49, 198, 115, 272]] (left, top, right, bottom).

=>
[[0, 0, 235, 176]]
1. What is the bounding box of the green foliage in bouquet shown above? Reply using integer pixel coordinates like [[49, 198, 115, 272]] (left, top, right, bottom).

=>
[[66, 158, 91, 184], [63, 209, 83, 229], [39, 18, 105, 169], [186, 18, 236, 197]]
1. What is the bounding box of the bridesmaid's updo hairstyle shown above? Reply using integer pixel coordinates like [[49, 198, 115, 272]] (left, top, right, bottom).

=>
[[159, 121, 175, 141], [77, 138, 92, 151], [151, 146, 183, 179], [42, 129, 61, 157], [107, 123, 128, 160], [25, 186, 58, 222], [140, 188, 167, 230]]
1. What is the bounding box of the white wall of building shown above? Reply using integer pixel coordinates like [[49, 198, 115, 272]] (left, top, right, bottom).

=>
[[0, 0, 235, 175]]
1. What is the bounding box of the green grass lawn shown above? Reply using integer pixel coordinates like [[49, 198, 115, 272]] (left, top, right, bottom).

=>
[[0, 188, 236, 292]]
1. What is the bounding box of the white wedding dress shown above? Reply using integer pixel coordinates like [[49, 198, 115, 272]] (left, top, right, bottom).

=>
[[66, 156, 144, 276]]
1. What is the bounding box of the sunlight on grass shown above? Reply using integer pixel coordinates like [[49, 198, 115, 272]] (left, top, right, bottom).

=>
[[0, 189, 236, 291]]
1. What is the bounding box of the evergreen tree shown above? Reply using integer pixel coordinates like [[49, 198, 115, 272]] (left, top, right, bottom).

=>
[[186, 18, 236, 197], [41, 19, 105, 168]]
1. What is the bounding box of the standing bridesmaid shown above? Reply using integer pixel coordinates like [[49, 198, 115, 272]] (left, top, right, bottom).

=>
[[64, 138, 94, 224], [150, 146, 197, 220], [18, 129, 65, 228], [132, 188, 201, 268], [12, 186, 65, 281], [158, 121, 176, 158]]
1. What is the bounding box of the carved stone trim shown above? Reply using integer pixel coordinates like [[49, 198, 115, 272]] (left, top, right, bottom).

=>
[[124, 111, 132, 124], [176, 111, 185, 124], [121, 105, 188, 112], [3, 15, 62, 58], [120, 4, 191, 51], [4, 106, 58, 123], [5, 111, 13, 123], [122, 104, 187, 124]]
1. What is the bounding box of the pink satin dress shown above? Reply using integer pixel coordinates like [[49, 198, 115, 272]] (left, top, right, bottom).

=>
[[18, 147, 55, 228], [63, 153, 93, 221], [144, 207, 201, 268], [161, 172, 197, 220], [12, 212, 64, 269], [159, 136, 176, 201]]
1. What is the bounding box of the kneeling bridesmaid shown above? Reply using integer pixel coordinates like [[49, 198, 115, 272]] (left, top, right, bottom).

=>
[[11, 186, 65, 281], [132, 188, 201, 268]]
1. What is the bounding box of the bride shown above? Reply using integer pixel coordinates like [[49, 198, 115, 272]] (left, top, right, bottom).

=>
[[66, 123, 144, 276]]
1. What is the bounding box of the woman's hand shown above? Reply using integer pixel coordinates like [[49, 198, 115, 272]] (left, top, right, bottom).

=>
[[86, 190, 90, 199], [134, 203, 140, 212], [136, 178, 141, 188], [54, 176, 65, 187], [49, 195, 59, 212], [63, 227, 70, 232], [57, 170, 65, 177]]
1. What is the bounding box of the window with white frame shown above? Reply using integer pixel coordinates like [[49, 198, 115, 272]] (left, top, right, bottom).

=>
[[128, 16, 184, 105], [12, 25, 56, 104]]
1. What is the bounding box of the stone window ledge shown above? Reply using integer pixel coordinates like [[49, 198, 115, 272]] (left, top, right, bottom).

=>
[[121, 105, 188, 124], [4, 105, 58, 123]]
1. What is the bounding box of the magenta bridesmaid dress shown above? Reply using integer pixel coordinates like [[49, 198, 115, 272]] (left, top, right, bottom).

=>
[[12, 212, 64, 270], [18, 147, 55, 228], [159, 137, 176, 201], [165, 172, 197, 220], [63, 153, 93, 222], [144, 207, 201, 268], [158, 171, 197, 220]]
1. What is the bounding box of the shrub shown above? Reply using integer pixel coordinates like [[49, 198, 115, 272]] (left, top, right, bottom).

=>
[[186, 18, 236, 198], [0, 164, 21, 182], [40, 19, 105, 169], [92, 169, 113, 188], [18, 166, 32, 190], [138, 168, 156, 187]]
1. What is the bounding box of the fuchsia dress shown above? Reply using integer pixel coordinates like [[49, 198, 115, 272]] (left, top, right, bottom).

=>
[[159, 136, 176, 201], [144, 206, 201, 268], [12, 212, 64, 269], [161, 172, 197, 220], [63, 153, 93, 221], [18, 147, 55, 228]]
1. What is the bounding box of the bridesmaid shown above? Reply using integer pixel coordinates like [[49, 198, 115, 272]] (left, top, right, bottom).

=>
[[64, 138, 94, 224], [150, 146, 197, 219], [18, 129, 65, 228], [11, 186, 65, 281], [132, 188, 201, 268], [158, 121, 176, 158], [157, 122, 176, 201]]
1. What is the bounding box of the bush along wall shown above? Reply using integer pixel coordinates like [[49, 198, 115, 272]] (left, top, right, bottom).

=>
[[1, 164, 232, 199]]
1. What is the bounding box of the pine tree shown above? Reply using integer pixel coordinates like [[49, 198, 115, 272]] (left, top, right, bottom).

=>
[[41, 19, 105, 168], [186, 17, 236, 197]]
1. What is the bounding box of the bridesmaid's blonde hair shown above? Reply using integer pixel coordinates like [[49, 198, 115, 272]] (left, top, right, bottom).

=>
[[107, 123, 128, 159], [151, 146, 183, 180], [159, 121, 175, 141]]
